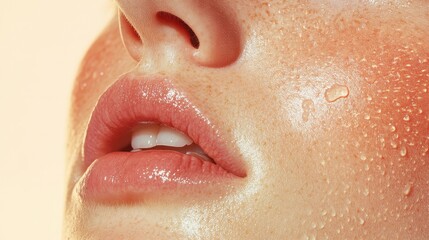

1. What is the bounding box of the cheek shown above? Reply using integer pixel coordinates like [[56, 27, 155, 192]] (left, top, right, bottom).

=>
[[316, 44, 429, 232], [262, 26, 429, 234], [274, 15, 429, 185], [356, 48, 429, 154], [69, 19, 134, 147], [336, 43, 429, 234], [353, 44, 429, 205], [355, 43, 429, 174]]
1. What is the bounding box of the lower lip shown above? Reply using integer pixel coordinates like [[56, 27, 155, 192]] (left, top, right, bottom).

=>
[[77, 150, 239, 204]]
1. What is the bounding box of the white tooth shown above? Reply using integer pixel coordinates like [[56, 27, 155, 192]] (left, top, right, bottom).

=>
[[131, 123, 160, 149], [156, 125, 193, 147]]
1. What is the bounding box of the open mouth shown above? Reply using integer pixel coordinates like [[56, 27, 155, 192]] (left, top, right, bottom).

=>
[[126, 122, 214, 163], [77, 74, 246, 204]]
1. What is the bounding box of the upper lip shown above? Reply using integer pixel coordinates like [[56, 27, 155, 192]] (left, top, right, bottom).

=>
[[83, 73, 246, 178]]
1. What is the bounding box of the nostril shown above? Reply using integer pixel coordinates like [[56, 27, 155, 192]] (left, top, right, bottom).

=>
[[120, 13, 142, 44], [118, 3, 241, 67], [119, 12, 144, 61], [156, 11, 200, 49]]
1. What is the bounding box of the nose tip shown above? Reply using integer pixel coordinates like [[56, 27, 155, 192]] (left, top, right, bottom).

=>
[[118, 0, 242, 68]]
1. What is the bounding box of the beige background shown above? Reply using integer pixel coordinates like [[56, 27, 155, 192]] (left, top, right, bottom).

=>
[[0, 0, 113, 239]]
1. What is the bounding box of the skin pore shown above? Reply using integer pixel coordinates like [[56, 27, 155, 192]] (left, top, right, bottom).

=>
[[64, 1, 428, 239]]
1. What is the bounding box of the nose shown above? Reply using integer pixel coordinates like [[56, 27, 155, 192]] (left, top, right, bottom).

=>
[[117, 0, 242, 68]]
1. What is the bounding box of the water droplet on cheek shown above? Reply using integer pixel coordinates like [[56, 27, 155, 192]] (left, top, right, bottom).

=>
[[403, 183, 413, 196], [403, 114, 410, 121], [358, 217, 366, 225], [324, 84, 350, 102], [422, 147, 429, 156], [363, 113, 371, 120], [302, 99, 315, 122], [400, 145, 408, 157], [390, 140, 398, 149]]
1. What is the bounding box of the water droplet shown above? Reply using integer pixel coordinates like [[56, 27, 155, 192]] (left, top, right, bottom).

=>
[[422, 147, 428, 156], [390, 140, 398, 149], [80, 82, 88, 90], [303, 234, 316, 240], [364, 113, 371, 120], [378, 136, 386, 148], [400, 146, 408, 157], [403, 183, 413, 196], [363, 188, 370, 196], [302, 99, 315, 122], [358, 217, 366, 225], [311, 222, 317, 229], [324, 84, 350, 102], [364, 164, 370, 171], [403, 114, 410, 121]]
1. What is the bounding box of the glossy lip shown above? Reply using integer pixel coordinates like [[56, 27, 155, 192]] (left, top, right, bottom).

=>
[[79, 73, 246, 203]]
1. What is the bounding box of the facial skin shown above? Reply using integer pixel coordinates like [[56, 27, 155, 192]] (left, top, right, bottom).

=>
[[64, 0, 429, 239]]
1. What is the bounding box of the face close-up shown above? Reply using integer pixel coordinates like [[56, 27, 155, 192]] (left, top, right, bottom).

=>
[[64, 0, 429, 239]]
